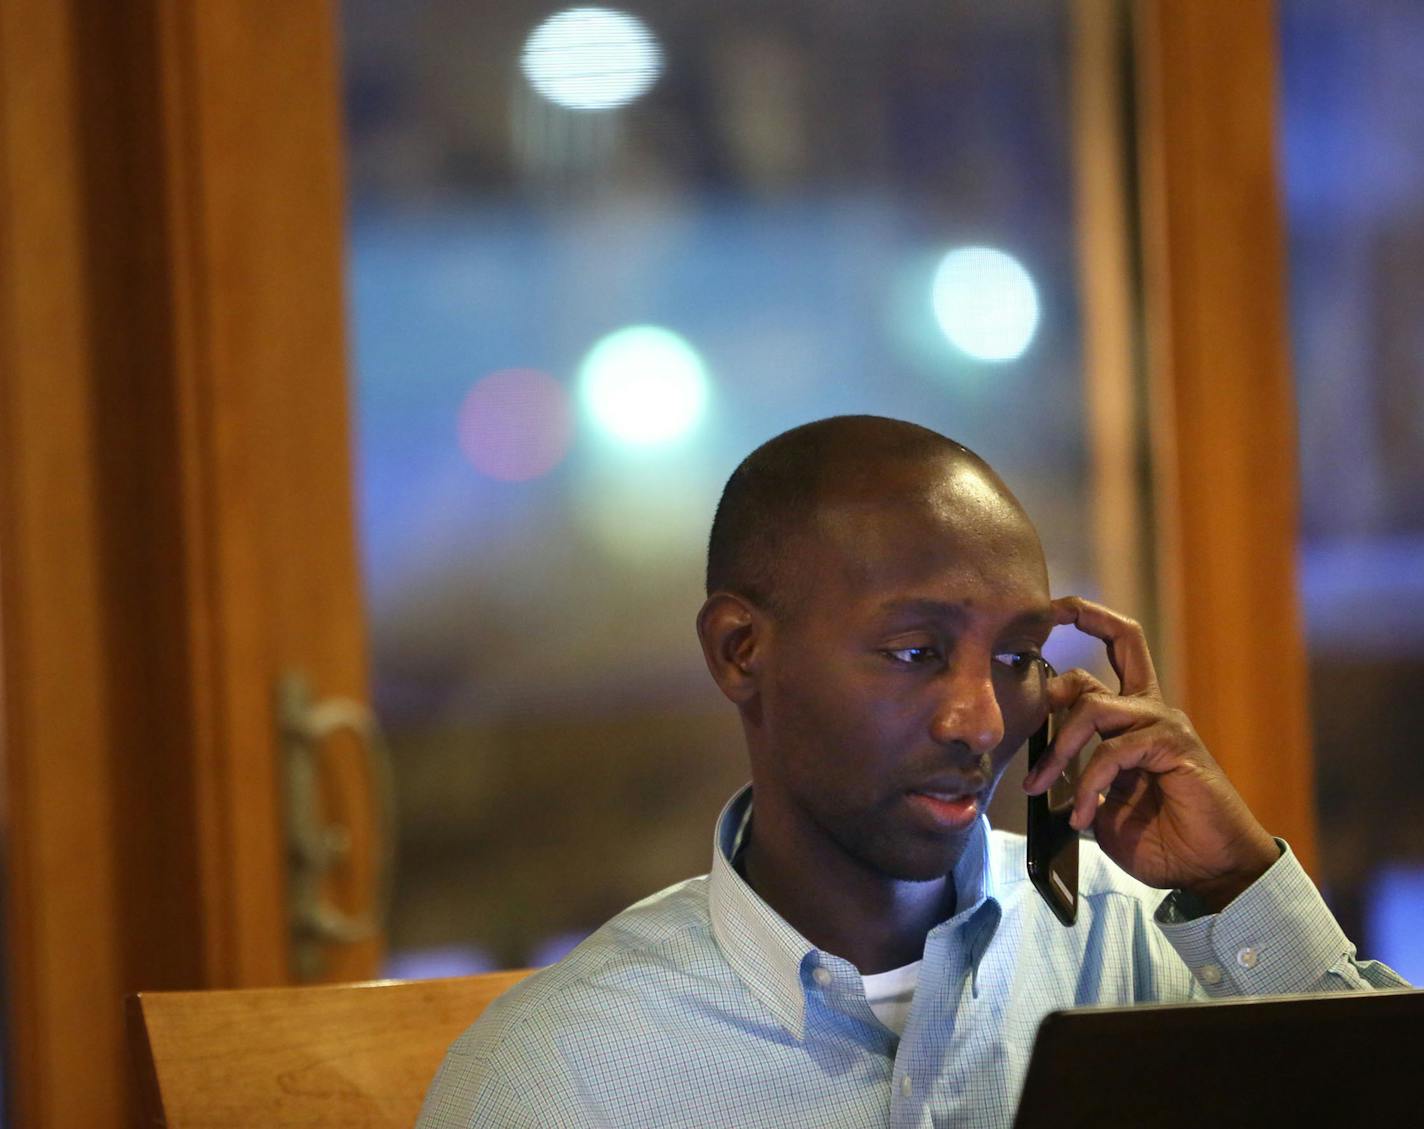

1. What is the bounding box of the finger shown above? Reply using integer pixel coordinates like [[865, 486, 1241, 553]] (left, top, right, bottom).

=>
[[1023, 688, 1160, 794], [1052, 690, 1161, 764], [1045, 666, 1114, 710], [1069, 732, 1157, 829], [1052, 596, 1160, 697]]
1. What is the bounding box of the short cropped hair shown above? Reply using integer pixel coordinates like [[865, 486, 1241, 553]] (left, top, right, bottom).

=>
[[705, 416, 976, 616]]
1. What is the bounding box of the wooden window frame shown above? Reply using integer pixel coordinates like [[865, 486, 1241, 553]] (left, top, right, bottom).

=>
[[0, 3, 373, 1127], [0, 2, 1312, 1126]]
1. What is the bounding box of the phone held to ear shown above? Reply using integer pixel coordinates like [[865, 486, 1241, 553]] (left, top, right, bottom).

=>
[[1026, 697, 1079, 926]]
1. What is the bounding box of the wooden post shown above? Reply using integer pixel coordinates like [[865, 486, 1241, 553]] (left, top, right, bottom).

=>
[[1134, 0, 1317, 870], [1070, 0, 1156, 631], [0, 2, 372, 1125]]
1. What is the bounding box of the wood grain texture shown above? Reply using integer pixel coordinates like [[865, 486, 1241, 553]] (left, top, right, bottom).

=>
[[153, 0, 376, 987], [131, 973, 534, 1128], [2, 1, 373, 1125], [1135, 0, 1318, 871], [0, 3, 132, 1125]]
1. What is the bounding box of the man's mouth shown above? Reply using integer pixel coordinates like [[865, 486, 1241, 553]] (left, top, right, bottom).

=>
[[904, 787, 982, 829]]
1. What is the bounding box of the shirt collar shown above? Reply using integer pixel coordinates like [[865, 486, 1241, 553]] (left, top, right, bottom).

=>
[[708, 787, 816, 1039], [707, 784, 1000, 1041]]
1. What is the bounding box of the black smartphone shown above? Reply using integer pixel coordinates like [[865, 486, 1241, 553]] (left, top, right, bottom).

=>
[[1026, 690, 1078, 926]]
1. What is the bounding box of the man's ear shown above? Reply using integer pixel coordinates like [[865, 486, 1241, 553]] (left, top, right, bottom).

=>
[[696, 592, 765, 705]]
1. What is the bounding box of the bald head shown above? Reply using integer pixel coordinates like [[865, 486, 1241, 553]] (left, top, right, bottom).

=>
[[705, 416, 1030, 617]]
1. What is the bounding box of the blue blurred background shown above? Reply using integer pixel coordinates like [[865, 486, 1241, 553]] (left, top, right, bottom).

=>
[[338, 0, 1424, 981]]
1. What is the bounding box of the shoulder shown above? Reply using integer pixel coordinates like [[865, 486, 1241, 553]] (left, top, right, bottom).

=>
[[422, 875, 729, 1124], [987, 828, 1168, 909], [419, 872, 776, 1126], [447, 874, 718, 1058]]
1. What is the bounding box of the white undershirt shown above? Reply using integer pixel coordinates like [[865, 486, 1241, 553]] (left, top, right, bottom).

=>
[[860, 960, 921, 1036]]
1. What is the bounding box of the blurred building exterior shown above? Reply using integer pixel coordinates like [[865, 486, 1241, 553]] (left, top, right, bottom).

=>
[[1280, 0, 1424, 977], [342, 0, 1092, 974], [339, 0, 1424, 978]]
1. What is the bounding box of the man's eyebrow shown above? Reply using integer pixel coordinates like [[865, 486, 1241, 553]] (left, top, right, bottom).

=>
[[874, 598, 1054, 626], [1007, 606, 1056, 632], [875, 597, 970, 621]]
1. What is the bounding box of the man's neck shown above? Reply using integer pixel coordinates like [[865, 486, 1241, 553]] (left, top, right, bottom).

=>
[[738, 808, 959, 976]]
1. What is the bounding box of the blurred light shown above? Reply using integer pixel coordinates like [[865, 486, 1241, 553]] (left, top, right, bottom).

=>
[[457, 369, 574, 482], [577, 326, 709, 447], [527, 930, 591, 967], [931, 246, 1040, 362], [521, 8, 662, 112], [382, 945, 497, 980], [1299, 536, 1424, 653], [1366, 866, 1424, 983]]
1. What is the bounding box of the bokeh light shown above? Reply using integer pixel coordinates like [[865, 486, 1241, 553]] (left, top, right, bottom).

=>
[[577, 326, 710, 447], [931, 245, 1040, 362], [456, 369, 574, 482], [383, 945, 497, 980], [520, 8, 662, 112], [1366, 866, 1424, 983]]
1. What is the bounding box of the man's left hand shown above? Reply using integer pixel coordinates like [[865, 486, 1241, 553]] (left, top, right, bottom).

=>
[[1023, 596, 1280, 913]]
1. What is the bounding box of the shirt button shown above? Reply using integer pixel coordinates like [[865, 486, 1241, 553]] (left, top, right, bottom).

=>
[[901, 1074, 913, 1097], [812, 966, 832, 987], [1237, 946, 1259, 969], [1198, 963, 1223, 986]]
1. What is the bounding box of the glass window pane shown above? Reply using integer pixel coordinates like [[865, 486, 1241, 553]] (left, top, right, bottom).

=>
[[1280, 0, 1424, 981], [341, 0, 1118, 973]]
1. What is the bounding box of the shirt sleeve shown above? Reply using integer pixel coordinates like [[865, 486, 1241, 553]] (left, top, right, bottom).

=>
[[1151, 838, 1411, 998]]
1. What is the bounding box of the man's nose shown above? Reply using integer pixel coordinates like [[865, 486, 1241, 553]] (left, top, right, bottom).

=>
[[929, 661, 1005, 756]]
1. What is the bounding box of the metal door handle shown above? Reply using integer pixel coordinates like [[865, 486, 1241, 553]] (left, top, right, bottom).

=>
[[279, 670, 396, 980]]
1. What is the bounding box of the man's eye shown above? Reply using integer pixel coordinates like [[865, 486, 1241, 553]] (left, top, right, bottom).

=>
[[885, 646, 940, 666], [993, 651, 1041, 673]]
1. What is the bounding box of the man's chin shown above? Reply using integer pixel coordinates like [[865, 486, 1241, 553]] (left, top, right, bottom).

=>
[[867, 827, 975, 883], [828, 800, 984, 882]]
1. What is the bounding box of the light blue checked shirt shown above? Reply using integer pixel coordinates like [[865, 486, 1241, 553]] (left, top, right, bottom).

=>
[[418, 786, 1406, 1128]]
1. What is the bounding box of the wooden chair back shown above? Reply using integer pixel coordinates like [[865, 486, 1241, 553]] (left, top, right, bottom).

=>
[[128, 970, 533, 1128]]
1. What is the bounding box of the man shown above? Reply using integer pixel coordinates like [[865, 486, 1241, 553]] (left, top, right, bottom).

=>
[[418, 416, 1404, 1128]]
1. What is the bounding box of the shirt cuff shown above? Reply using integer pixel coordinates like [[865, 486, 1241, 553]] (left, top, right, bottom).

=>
[[1153, 839, 1352, 997]]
